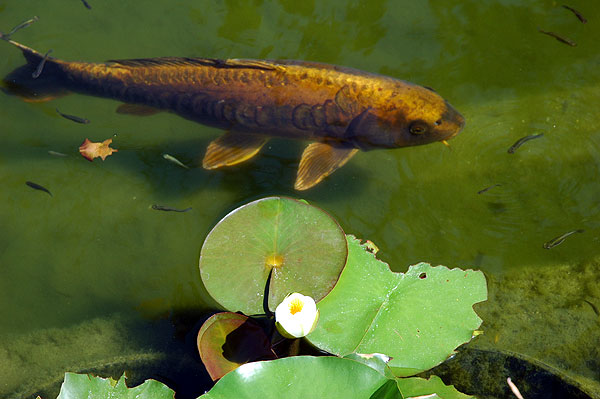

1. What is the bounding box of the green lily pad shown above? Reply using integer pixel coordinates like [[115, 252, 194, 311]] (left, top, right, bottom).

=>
[[56, 373, 174, 399], [200, 356, 389, 398], [308, 235, 487, 377], [371, 379, 404, 399], [199, 197, 347, 315], [197, 312, 277, 381], [396, 375, 474, 399], [344, 353, 395, 379]]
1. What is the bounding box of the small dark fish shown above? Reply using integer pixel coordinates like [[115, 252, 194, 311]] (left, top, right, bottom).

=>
[[583, 299, 599, 317], [26, 181, 52, 196], [562, 5, 587, 23], [81, 0, 92, 9], [32, 49, 53, 79], [56, 108, 90, 124], [477, 183, 502, 195], [6, 16, 39, 38], [507, 133, 544, 154], [543, 229, 584, 249], [151, 205, 192, 212], [538, 29, 577, 47]]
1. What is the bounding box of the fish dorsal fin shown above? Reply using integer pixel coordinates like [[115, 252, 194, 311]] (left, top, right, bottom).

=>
[[223, 59, 284, 71], [107, 57, 281, 71], [295, 142, 358, 190], [202, 131, 269, 169], [116, 103, 161, 116]]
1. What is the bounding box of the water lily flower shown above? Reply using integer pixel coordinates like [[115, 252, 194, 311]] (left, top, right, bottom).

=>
[[275, 293, 319, 338]]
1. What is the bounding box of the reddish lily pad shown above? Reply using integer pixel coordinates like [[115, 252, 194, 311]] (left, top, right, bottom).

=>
[[199, 197, 347, 315], [197, 312, 276, 381]]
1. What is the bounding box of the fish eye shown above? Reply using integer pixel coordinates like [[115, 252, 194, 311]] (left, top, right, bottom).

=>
[[434, 119, 442, 126], [409, 121, 428, 135]]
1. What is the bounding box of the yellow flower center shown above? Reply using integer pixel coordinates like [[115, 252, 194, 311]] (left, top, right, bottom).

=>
[[265, 254, 284, 268], [289, 298, 304, 315]]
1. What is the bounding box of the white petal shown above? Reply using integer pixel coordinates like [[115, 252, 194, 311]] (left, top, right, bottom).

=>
[[275, 293, 319, 338]]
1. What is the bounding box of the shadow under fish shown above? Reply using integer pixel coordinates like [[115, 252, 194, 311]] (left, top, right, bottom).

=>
[[1, 35, 465, 190]]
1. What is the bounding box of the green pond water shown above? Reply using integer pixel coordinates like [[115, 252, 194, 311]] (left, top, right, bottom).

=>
[[0, 0, 599, 397]]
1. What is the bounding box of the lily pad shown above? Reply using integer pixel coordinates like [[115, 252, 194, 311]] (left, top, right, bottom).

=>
[[308, 235, 487, 376], [344, 353, 395, 378], [56, 373, 174, 399], [396, 375, 474, 399], [200, 356, 389, 398], [199, 197, 347, 315], [197, 312, 276, 381]]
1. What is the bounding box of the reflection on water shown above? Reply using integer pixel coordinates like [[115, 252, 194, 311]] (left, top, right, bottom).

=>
[[0, 0, 599, 397]]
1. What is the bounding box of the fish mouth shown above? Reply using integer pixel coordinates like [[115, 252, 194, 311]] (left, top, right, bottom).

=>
[[439, 104, 465, 142]]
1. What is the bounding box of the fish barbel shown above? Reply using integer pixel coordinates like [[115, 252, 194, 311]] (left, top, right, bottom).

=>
[[2, 36, 465, 189]]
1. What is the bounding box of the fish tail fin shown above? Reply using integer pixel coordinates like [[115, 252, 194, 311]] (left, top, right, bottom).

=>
[[1, 36, 69, 102]]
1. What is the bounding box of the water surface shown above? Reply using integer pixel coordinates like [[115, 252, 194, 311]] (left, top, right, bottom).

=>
[[0, 0, 599, 397]]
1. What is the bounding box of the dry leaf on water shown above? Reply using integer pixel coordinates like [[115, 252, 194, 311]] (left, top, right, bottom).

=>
[[79, 138, 118, 161]]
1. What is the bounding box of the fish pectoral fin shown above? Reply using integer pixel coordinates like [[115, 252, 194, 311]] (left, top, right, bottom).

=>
[[116, 103, 162, 116], [295, 142, 358, 190], [202, 132, 268, 169]]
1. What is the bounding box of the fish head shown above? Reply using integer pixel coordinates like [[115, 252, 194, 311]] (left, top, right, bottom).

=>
[[348, 83, 465, 150]]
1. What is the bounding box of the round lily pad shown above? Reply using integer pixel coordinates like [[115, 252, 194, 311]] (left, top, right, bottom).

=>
[[199, 197, 347, 315]]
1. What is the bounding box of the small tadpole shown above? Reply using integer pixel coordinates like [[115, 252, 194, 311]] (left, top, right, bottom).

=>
[[81, 0, 92, 9]]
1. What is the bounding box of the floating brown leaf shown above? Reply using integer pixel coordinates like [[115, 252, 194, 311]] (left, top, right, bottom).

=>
[[79, 138, 118, 161]]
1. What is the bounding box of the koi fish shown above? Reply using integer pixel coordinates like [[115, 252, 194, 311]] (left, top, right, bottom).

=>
[[1, 36, 465, 190]]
